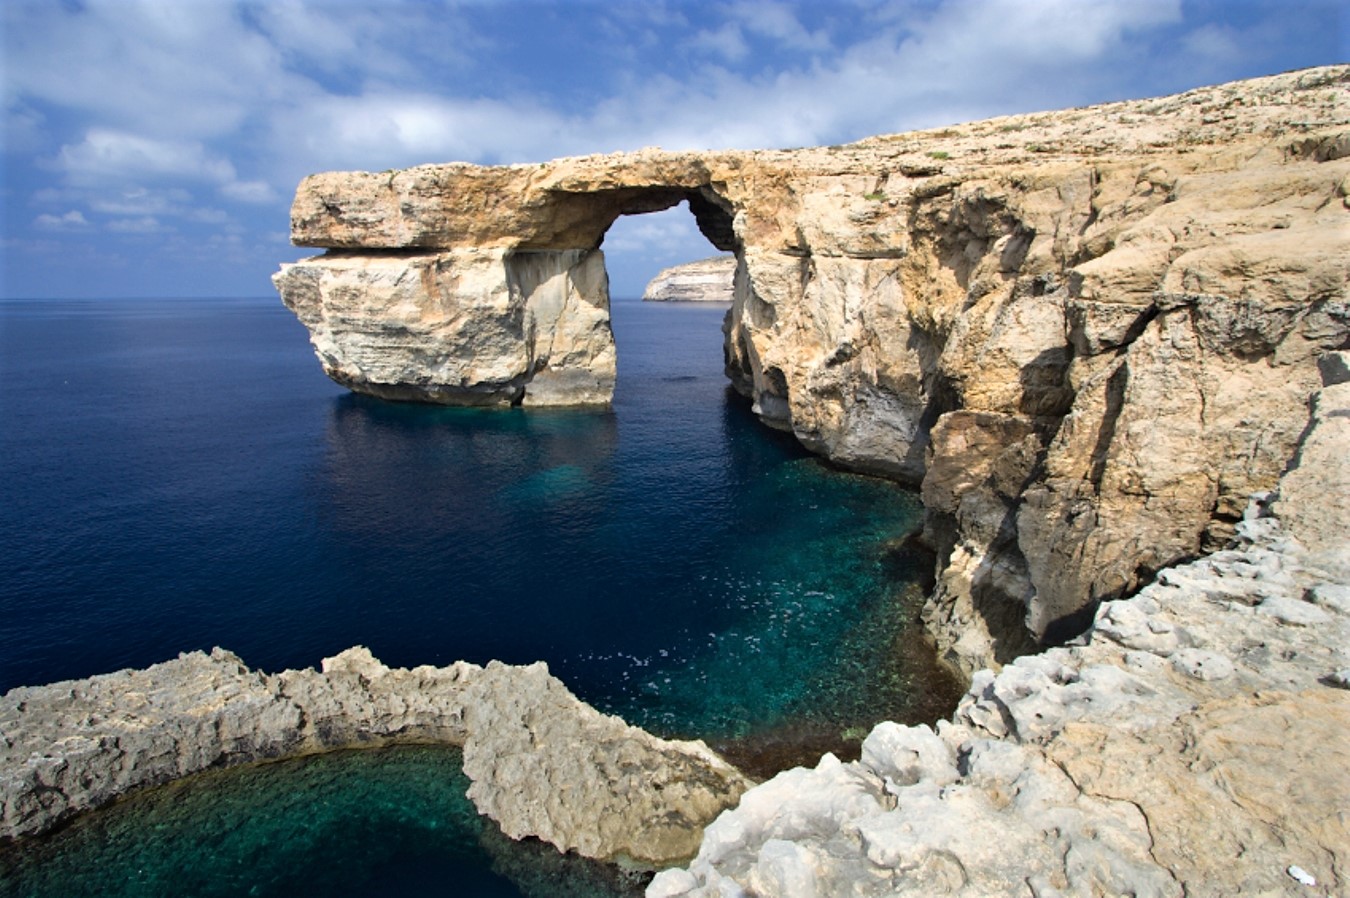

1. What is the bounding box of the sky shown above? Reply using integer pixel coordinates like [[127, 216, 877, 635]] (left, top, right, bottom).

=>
[[1, 0, 1345, 300]]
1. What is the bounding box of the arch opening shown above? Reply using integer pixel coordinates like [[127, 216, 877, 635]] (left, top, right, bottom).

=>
[[275, 177, 748, 412]]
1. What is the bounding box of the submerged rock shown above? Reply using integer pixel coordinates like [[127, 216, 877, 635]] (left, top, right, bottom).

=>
[[0, 649, 749, 868], [641, 257, 736, 303]]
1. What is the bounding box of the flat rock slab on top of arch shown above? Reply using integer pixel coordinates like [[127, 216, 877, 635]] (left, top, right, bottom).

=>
[[289, 158, 739, 253]]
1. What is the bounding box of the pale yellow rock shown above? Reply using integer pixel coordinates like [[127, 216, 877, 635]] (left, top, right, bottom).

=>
[[274, 247, 614, 406], [277, 65, 1350, 671], [642, 256, 736, 302], [1, 649, 749, 867]]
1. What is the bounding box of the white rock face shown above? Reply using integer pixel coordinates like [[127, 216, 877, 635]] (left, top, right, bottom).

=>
[[648, 369, 1350, 896], [273, 248, 614, 406], [0, 649, 749, 867], [641, 256, 736, 303]]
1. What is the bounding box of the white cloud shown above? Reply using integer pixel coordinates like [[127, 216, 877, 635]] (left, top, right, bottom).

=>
[[255, 0, 1194, 188], [219, 180, 278, 204], [57, 130, 238, 185], [689, 23, 750, 62], [33, 210, 89, 231], [51, 131, 275, 212], [727, 1, 832, 52], [88, 187, 194, 217], [4, 0, 293, 141], [602, 204, 708, 255], [106, 216, 169, 234], [273, 91, 577, 173]]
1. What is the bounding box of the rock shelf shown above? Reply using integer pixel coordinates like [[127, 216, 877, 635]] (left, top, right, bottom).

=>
[[650, 359, 1350, 896], [0, 651, 750, 869]]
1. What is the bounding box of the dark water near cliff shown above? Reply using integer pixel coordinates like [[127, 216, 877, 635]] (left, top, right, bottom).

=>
[[0, 297, 960, 897]]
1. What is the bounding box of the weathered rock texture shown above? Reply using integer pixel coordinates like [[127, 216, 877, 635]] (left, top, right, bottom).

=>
[[642, 256, 736, 302], [275, 248, 614, 406], [463, 662, 752, 867], [648, 358, 1350, 897], [276, 66, 1350, 672], [0, 649, 749, 867]]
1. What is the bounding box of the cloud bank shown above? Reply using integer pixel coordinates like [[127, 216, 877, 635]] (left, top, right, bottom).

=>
[[2, 0, 1344, 297]]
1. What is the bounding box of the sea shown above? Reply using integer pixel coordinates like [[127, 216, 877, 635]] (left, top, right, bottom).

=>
[[0, 296, 962, 897]]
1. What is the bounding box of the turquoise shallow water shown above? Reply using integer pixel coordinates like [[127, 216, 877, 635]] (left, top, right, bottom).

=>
[[0, 296, 961, 895], [0, 746, 648, 898]]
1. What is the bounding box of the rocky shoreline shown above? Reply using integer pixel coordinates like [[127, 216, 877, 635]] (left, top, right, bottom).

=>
[[652, 355, 1349, 896], [3, 67, 1347, 896], [0, 650, 749, 869]]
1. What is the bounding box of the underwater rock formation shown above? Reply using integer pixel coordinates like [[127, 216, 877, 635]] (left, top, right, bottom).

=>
[[276, 66, 1350, 672], [0, 649, 749, 867]]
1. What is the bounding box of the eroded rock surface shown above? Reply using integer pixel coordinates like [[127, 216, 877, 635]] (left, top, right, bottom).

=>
[[0, 649, 748, 867], [649, 364, 1350, 897], [462, 662, 751, 868], [274, 247, 614, 406], [641, 256, 736, 303], [277, 66, 1350, 670]]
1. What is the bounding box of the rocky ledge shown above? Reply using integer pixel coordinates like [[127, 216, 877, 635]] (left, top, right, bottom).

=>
[[650, 358, 1350, 897], [0, 650, 750, 868], [642, 256, 736, 302], [275, 66, 1349, 676]]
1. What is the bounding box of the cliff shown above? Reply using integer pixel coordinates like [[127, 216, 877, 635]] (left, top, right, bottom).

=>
[[0, 650, 750, 868], [274, 66, 1350, 673], [651, 354, 1350, 897], [642, 256, 736, 302]]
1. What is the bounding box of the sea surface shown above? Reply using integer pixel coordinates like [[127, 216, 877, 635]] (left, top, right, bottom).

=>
[[0, 296, 961, 897]]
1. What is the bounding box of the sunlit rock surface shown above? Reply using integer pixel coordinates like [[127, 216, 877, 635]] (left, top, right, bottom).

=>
[[277, 66, 1349, 671], [0, 649, 749, 867], [641, 256, 735, 303], [649, 358, 1350, 896]]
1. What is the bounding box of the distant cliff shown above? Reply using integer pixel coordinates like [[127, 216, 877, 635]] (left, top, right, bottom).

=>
[[642, 256, 735, 302]]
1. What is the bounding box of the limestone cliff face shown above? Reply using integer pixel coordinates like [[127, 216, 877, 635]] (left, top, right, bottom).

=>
[[274, 247, 614, 406], [651, 356, 1350, 897], [642, 256, 736, 302], [276, 66, 1350, 671]]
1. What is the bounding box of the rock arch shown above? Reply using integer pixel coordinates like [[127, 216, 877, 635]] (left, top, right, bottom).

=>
[[274, 68, 1350, 674], [274, 164, 741, 408]]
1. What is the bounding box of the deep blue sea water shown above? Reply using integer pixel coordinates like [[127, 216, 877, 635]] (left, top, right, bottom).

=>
[[0, 296, 960, 897]]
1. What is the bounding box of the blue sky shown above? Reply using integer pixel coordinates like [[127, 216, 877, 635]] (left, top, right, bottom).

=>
[[1, 0, 1345, 300]]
